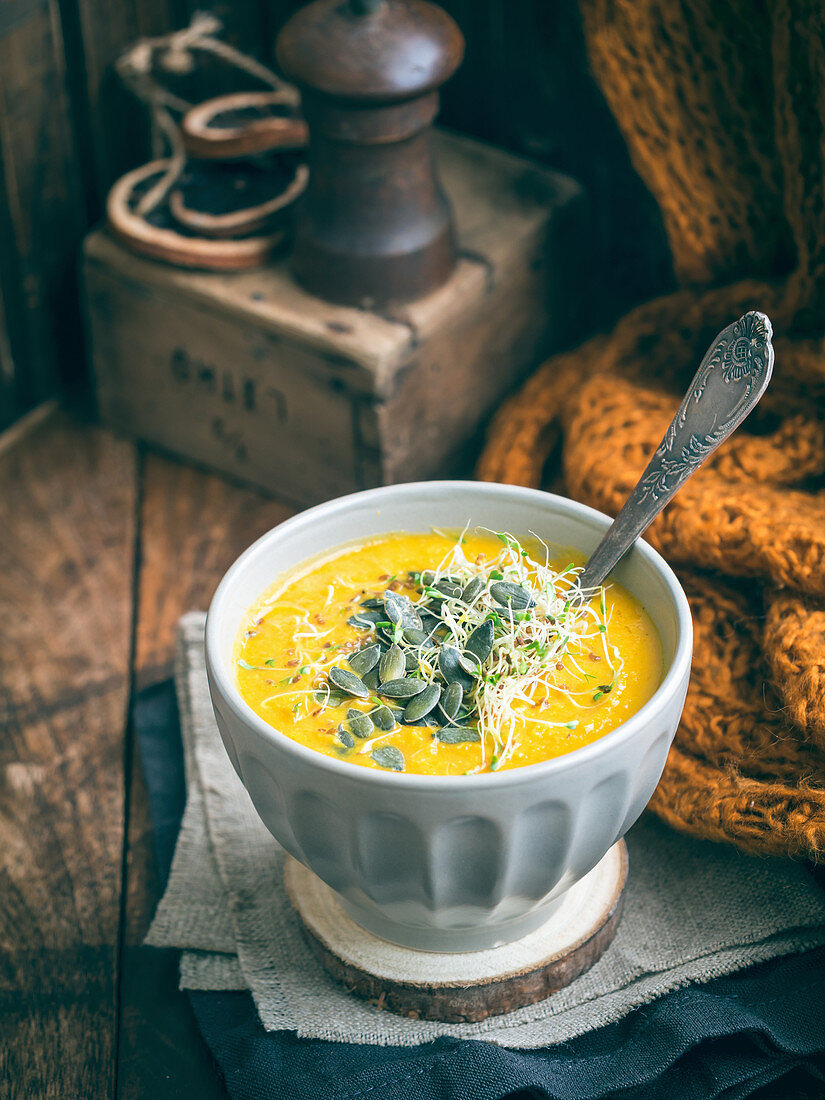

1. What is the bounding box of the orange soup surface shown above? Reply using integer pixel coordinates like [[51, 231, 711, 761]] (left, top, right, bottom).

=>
[[235, 530, 664, 776]]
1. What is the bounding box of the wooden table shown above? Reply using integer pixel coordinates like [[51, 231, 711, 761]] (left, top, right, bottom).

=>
[[0, 406, 293, 1098], [0, 406, 817, 1098]]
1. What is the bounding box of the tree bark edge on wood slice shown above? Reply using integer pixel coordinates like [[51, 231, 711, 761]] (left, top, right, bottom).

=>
[[285, 841, 628, 1023]]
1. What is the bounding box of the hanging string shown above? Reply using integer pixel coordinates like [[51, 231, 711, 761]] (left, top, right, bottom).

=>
[[115, 12, 298, 217]]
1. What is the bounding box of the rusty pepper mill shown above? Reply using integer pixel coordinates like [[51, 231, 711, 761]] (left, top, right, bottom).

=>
[[276, 0, 464, 307]]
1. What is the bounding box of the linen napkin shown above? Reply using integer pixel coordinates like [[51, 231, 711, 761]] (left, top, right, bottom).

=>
[[146, 613, 825, 1049], [137, 625, 825, 1099]]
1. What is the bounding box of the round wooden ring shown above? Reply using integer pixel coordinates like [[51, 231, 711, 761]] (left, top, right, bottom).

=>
[[106, 160, 287, 271], [285, 840, 628, 1023], [182, 91, 309, 160], [168, 163, 308, 239]]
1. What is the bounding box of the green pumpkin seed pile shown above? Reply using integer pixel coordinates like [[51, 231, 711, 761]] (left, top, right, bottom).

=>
[[314, 531, 614, 773]]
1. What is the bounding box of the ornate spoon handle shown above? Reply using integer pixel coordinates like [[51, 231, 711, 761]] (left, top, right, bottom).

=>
[[578, 311, 774, 591]]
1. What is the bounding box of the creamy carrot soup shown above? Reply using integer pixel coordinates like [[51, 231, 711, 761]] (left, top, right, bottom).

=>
[[235, 530, 663, 776]]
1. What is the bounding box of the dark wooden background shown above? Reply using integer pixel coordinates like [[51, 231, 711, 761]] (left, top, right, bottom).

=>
[[0, 0, 673, 432]]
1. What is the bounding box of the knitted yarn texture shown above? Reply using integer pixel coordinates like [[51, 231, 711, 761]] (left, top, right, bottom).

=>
[[478, 0, 825, 860]]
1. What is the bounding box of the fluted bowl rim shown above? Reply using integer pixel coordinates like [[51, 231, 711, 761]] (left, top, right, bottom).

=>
[[205, 481, 692, 792]]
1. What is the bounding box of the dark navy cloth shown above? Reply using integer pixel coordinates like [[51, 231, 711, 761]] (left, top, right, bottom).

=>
[[137, 679, 825, 1100]]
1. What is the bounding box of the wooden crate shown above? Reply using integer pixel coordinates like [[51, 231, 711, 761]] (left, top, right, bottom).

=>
[[84, 132, 584, 506]]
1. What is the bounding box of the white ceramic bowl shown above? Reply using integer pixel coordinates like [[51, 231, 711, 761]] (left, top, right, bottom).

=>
[[206, 482, 692, 951]]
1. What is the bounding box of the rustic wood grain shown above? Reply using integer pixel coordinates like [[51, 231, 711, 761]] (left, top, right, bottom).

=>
[[87, 132, 583, 503], [0, 1, 88, 407], [0, 416, 816, 1095], [0, 409, 137, 1099], [302, 901, 624, 1024], [0, 274, 22, 429], [2, 0, 671, 439], [435, 0, 672, 319], [71, 0, 277, 209], [68, 0, 176, 200], [134, 452, 294, 687], [287, 844, 627, 1025], [0, 145, 30, 429], [116, 451, 292, 1098]]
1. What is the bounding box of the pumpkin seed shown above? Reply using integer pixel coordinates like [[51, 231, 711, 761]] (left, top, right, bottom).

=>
[[465, 619, 494, 663], [404, 682, 441, 723], [347, 644, 381, 677], [404, 649, 420, 672], [436, 726, 481, 744], [439, 681, 463, 722], [336, 726, 355, 749], [379, 677, 427, 699], [403, 627, 428, 646], [371, 745, 405, 771], [379, 643, 405, 683], [361, 666, 380, 691], [438, 645, 475, 690], [329, 666, 370, 699], [348, 611, 382, 629], [371, 704, 397, 731], [420, 570, 437, 586], [360, 597, 385, 610], [461, 576, 485, 604], [315, 689, 348, 707], [383, 590, 422, 630], [435, 579, 463, 600], [490, 580, 535, 610], [458, 649, 482, 677], [346, 709, 373, 738]]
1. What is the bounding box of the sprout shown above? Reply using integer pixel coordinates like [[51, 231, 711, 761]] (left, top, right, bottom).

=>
[[407, 530, 616, 769]]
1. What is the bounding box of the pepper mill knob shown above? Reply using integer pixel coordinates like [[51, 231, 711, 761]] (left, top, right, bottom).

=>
[[276, 0, 464, 307]]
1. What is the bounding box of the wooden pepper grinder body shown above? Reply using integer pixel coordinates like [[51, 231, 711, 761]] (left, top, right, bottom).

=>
[[276, 0, 464, 308]]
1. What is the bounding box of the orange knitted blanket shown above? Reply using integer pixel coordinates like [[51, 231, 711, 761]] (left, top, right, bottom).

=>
[[478, 0, 825, 860]]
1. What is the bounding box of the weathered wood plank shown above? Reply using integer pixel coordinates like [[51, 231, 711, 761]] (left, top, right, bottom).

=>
[[68, 0, 177, 199], [0, 276, 23, 429], [433, 0, 672, 320], [84, 249, 373, 506], [117, 452, 292, 1098], [0, 1, 88, 403], [87, 132, 582, 504], [134, 453, 294, 687], [0, 129, 30, 430], [72, 0, 278, 206], [176, 0, 271, 59], [0, 409, 137, 1098]]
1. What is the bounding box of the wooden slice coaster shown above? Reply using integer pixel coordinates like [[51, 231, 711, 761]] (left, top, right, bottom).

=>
[[285, 841, 628, 1023], [181, 91, 309, 160], [107, 160, 288, 271]]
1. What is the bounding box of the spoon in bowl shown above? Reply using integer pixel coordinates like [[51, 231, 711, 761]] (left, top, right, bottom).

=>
[[577, 310, 775, 591]]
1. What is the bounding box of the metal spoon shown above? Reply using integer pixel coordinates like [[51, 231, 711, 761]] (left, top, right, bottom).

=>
[[578, 311, 774, 591]]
